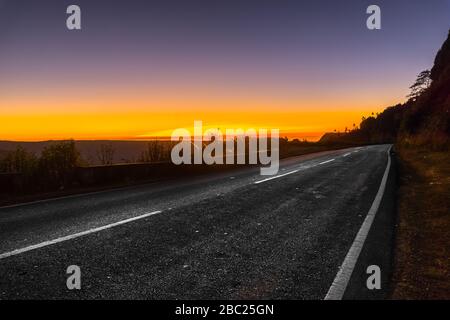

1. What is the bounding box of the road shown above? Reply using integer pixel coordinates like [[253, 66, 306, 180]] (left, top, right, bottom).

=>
[[0, 144, 394, 299]]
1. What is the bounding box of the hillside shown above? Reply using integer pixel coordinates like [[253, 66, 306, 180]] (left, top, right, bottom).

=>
[[319, 30, 450, 149], [398, 31, 450, 148]]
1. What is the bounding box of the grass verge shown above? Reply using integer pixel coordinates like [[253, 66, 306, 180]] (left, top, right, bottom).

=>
[[390, 147, 450, 299]]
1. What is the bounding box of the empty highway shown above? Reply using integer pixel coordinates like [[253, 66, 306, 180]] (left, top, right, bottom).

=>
[[0, 144, 395, 299]]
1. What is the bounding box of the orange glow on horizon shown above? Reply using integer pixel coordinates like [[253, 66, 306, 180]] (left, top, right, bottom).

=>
[[0, 77, 407, 142], [0, 109, 385, 142]]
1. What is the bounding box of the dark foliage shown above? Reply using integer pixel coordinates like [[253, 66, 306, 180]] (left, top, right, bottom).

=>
[[320, 30, 450, 151], [0, 140, 81, 192]]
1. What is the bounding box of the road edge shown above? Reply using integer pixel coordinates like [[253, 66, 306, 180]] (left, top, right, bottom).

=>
[[324, 145, 393, 300]]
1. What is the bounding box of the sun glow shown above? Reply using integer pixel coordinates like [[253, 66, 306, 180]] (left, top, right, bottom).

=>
[[0, 109, 381, 142]]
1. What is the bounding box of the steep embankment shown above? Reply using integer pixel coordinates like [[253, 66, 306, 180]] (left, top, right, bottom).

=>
[[398, 31, 450, 148], [319, 30, 450, 149], [391, 31, 450, 299]]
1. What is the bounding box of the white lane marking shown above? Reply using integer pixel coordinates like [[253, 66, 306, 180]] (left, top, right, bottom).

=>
[[0, 210, 162, 260], [254, 157, 337, 184], [254, 169, 299, 184], [318, 159, 335, 165], [343, 153, 351, 157], [324, 145, 392, 300]]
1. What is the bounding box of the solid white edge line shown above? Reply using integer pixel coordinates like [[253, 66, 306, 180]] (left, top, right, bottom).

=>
[[324, 145, 392, 300], [0, 210, 162, 260], [254, 169, 299, 184]]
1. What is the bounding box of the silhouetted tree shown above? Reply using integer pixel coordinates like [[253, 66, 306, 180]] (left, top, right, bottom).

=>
[[0, 146, 37, 174], [39, 140, 80, 188], [407, 70, 431, 100], [139, 140, 165, 163], [97, 143, 115, 165]]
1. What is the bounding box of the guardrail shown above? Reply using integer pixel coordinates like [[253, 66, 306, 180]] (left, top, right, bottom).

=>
[[0, 162, 253, 196]]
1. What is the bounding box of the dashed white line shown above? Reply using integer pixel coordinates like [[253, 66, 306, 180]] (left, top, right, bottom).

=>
[[254, 169, 299, 184], [0, 148, 363, 259], [318, 159, 335, 165], [0, 210, 162, 260], [255, 157, 337, 184], [343, 153, 351, 157]]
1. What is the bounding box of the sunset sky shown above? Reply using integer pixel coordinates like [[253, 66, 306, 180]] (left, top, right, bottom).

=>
[[1, 0, 449, 141]]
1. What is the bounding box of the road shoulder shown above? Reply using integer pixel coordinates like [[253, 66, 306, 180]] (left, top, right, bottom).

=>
[[390, 147, 450, 299], [342, 146, 397, 299]]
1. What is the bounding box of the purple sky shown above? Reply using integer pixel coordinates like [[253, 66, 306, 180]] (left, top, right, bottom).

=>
[[0, 0, 449, 140]]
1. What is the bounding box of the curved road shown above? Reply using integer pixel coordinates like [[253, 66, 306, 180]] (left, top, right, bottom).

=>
[[0, 144, 394, 299]]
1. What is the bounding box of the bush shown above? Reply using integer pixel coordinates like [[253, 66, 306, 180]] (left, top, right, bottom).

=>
[[0, 146, 38, 174], [139, 140, 169, 163], [38, 140, 81, 189]]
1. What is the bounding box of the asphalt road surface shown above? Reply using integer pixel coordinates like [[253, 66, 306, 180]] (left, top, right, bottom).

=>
[[0, 144, 394, 299]]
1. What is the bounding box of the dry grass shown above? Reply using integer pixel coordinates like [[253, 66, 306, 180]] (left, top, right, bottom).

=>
[[391, 147, 450, 299]]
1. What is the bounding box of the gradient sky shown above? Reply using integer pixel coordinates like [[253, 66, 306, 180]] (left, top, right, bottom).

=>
[[1, 0, 449, 140]]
